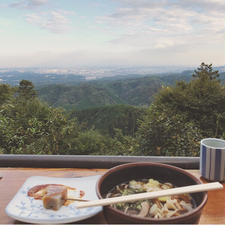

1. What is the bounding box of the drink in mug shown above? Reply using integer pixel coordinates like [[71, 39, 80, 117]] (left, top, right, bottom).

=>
[[200, 138, 225, 181]]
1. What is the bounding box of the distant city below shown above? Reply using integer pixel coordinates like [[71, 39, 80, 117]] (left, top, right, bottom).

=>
[[0, 65, 225, 81]]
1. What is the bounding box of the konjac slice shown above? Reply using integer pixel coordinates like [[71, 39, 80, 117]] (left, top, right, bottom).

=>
[[42, 185, 67, 210], [27, 183, 84, 211]]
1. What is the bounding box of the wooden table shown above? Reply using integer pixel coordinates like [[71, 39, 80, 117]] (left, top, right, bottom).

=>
[[0, 168, 224, 224]]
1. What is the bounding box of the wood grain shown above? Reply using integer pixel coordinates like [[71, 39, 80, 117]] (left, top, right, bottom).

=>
[[0, 168, 224, 224]]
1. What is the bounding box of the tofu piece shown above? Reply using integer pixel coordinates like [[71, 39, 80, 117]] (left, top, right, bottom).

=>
[[42, 185, 67, 210]]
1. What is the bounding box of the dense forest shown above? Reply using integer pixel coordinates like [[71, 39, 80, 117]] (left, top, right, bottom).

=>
[[37, 72, 193, 110], [1, 63, 225, 156], [37, 77, 163, 110]]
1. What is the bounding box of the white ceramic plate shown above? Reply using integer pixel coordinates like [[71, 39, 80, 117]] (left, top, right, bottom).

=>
[[5, 175, 102, 224]]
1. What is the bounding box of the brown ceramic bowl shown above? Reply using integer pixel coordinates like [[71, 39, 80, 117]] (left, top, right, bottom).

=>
[[96, 162, 207, 224]]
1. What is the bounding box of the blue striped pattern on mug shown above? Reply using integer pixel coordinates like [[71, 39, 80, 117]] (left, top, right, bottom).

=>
[[200, 139, 225, 181]]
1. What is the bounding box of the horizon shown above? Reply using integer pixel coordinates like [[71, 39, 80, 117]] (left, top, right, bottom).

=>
[[0, 0, 224, 68]]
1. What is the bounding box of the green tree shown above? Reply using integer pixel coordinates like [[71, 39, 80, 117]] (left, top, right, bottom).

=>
[[111, 128, 139, 155], [66, 129, 111, 155], [192, 62, 219, 80], [17, 80, 37, 100], [137, 63, 225, 156], [153, 64, 225, 137], [137, 104, 203, 156], [72, 104, 146, 137], [0, 84, 14, 106], [0, 80, 81, 154]]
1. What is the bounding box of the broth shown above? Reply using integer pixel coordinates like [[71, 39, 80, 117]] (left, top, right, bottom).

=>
[[106, 178, 195, 219]]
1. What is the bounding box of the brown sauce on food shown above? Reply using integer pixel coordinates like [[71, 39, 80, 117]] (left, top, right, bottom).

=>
[[28, 184, 68, 199], [80, 190, 85, 198], [27, 184, 85, 209]]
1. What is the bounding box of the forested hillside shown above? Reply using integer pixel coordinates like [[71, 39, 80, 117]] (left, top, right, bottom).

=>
[[37, 83, 123, 110], [1, 63, 225, 157], [71, 105, 146, 137], [38, 76, 163, 110], [37, 71, 225, 110], [104, 77, 162, 106]]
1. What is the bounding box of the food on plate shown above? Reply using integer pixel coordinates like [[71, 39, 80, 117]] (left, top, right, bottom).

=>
[[28, 184, 85, 210], [106, 178, 195, 219], [42, 185, 67, 210]]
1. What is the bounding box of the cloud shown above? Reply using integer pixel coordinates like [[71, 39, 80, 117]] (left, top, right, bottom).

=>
[[3, 0, 224, 67], [173, 0, 225, 12], [116, 0, 225, 11], [106, 0, 225, 32], [10, 0, 48, 9], [26, 10, 72, 33], [97, 0, 225, 52]]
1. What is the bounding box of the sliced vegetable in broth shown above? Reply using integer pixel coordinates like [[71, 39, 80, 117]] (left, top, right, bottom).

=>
[[106, 178, 195, 219]]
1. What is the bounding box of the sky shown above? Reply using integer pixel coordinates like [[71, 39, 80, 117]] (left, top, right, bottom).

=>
[[0, 0, 224, 68]]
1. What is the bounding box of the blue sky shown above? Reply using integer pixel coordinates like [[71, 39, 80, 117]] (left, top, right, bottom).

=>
[[0, 0, 224, 68]]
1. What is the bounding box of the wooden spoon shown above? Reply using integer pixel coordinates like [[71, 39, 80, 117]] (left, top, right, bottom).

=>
[[76, 182, 223, 209]]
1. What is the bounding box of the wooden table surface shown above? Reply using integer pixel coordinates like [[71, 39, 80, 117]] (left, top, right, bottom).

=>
[[0, 167, 224, 224]]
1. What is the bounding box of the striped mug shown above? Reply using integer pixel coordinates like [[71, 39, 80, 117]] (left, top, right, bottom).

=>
[[200, 138, 225, 181]]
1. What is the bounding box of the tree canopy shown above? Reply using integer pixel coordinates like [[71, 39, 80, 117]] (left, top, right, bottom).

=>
[[137, 63, 225, 156], [1, 63, 225, 156]]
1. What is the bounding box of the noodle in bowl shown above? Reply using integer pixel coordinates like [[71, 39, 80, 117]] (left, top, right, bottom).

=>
[[96, 162, 207, 224]]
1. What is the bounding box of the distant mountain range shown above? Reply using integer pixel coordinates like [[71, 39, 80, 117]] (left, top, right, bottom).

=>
[[38, 77, 162, 110], [36, 71, 197, 110], [1, 67, 224, 110], [0, 65, 224, 86], [0, 71, 85, 86]]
